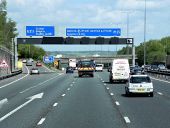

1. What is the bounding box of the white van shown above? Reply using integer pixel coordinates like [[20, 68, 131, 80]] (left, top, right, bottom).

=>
[[109, 59, 130, 83], [95, 64, 103, 72]]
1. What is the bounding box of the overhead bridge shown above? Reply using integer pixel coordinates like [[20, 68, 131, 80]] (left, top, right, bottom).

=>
[[58, 55, 137, 65]]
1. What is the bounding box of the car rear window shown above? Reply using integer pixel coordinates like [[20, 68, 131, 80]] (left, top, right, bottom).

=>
[[130, 76, 151, 83]]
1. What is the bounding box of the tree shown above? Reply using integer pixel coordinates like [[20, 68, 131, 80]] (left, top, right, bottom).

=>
[[117, 36, 169, 66], [0, 0, 18, 49], [18, 44, 46, 60]]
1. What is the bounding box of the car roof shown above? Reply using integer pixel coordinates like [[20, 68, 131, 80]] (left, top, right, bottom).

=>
[[130, 74, 148, 77]]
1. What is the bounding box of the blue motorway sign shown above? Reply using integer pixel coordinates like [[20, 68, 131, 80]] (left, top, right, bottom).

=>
[[26, 26, 55, 36], [66, 28, 121, 36], [43, 56, 54, 63]]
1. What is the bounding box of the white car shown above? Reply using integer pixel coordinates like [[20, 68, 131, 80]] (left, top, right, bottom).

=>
[[125, 75, 153, 97], [22, 59, 27, 63], [30, 68, 39, 75], [95, 64, 103, 72]]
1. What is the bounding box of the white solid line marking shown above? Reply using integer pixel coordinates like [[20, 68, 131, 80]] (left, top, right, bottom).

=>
[[106, 87, 109, 90], [124, 117, 131, 123], [0, 98, 8, 109], [67, 88, 70, 91], [157, 92, 163, 95], [110, 93, 114, 96], [53, 103, 58, 107], [37, 118, 46, 125], [115, 101, 120, 106], [0, 66, 29, 89], [62, 94, 66, 97], [19, 74, 63, 94], [151, 77, 170, 84]]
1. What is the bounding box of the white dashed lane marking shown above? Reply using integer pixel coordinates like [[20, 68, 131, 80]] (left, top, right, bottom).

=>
[[104, 83, 106, 86], [124, 117, 131, 123], [106, 87, 109, 90], [110, 93, 114, 96], [157, 92, 163, 95], [53, 103, 58, 107], [115, 101, 120, 106], [62, 94, 66, 97], [67, 88, 70, 91], [37, 118, 46, 125]]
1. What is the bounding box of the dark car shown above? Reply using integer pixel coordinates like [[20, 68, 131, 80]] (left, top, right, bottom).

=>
[[66, 67, 74, 73], [130, 67, 144, 75]]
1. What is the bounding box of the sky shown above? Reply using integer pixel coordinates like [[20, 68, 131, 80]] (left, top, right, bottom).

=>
[[6, 0, 170, 51]]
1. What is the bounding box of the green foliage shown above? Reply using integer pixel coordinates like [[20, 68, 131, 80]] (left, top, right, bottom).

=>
[[118, 36, 170, 65], [117, 46, 132, 55], [18, 44, 46, 60], [0, 0, 18, 49]]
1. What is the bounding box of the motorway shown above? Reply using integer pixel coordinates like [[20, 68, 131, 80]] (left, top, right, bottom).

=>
[[0, 64, 170, 128]]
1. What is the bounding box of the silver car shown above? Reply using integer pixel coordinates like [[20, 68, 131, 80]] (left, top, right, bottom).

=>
[[30, 68, 39, 75]]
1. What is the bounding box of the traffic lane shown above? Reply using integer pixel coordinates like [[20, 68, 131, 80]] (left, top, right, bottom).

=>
[[107, 83, 170, 128], [0, 73, 27, 87], [0, 72, 59, 100], [38, 74, 127, 128], [151, 78, 170, 98], [98, 71, 170, 128], [0, 73, 75, 128]]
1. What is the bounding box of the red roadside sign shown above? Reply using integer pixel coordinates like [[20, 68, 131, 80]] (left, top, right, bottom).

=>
[[0, 60, 9, 68]]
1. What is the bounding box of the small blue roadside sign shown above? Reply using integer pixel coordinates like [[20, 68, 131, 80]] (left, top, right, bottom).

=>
[[43, 56, 54, 63], [26, 26, 55, 36], [66, 28, 121, 36]]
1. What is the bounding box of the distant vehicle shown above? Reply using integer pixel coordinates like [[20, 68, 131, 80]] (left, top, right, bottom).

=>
[[109, 59, 130, 83], [158, 64, 166, 71], [22, 59, 27, 63], [77, 60, 95, 77], [95, 64, 103, 72], [130, 67, 144, 75], [150, 65, 158, 71], [66, 67, 74, 73], [26, 60, 32, 66], [29, 58, 34, 62], [144, 65, 151, 71], [30, 68, 39, 75], [125, 74, 153, 97], [36, 61, 42, 66], [108, 66, 112, 72], [69, 59, 77, 70]]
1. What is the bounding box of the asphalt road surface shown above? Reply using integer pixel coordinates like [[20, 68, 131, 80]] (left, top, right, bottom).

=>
[[0, 67, 170, 128]]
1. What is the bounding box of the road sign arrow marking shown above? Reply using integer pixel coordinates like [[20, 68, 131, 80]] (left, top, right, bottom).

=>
[[0, 92, 44, 122]]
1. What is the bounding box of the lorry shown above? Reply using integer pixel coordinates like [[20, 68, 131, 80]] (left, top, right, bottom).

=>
[[77, 60, 95, 77], [69, 59, 77, 70], [109, 59, 130, 83]]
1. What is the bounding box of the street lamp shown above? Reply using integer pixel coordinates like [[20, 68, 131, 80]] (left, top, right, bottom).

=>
[[121, 11, 133, 55], [143, 0, 147, 66]]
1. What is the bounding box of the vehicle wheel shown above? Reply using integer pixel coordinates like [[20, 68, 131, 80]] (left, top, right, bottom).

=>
[[109, 77, 112, 83], [149, 92, 153, 97], [79, 75, 82, 77], [91, 74, 94, 77]]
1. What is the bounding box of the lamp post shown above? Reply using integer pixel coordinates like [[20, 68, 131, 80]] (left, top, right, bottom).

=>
[[143, 0, 147, 66], [121, 11, 133, 55]]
